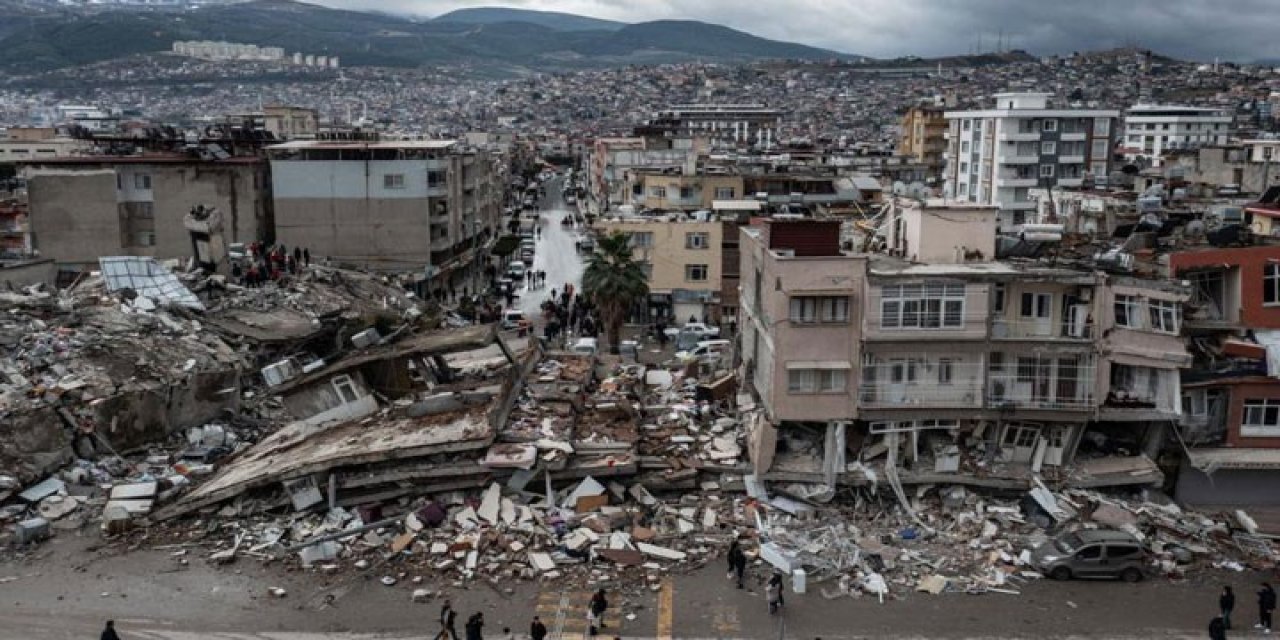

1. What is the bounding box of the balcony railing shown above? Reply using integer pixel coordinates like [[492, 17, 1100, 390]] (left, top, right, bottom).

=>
[[991, 318, 1093, 340], [859, 361, 984, 409], [987, 371, 1094, 410]]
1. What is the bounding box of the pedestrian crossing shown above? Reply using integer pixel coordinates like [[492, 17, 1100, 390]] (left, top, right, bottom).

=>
[[535, 589, 623, 640]]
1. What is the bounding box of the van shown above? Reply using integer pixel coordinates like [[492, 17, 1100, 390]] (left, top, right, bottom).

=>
[[676, 339, 731, 362], [570, 337, 598, 356], [501, 310, 527, 331], [1030, 529, 1146, 582], [507, 262, 527, 279]]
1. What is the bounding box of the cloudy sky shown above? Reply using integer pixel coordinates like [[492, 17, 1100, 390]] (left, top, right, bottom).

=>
[[311, 0, 1279, 62]]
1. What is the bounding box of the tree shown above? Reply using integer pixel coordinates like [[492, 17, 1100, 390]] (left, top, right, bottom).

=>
[[582, 232, 648, 354]]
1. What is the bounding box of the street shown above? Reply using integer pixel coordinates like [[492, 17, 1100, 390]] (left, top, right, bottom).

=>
[[513, 179, 586, 318], [0, 530, 1261, 640]]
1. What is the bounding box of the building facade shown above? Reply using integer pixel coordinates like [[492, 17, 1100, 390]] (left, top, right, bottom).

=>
[[944, 92, 1119, 228], [625, 167, 744, 212], [645, 104, 783, 149], [593, 218, 724, 323], [898, 105, 948, 175], [267, 140, 502, 295], [1121, 105, 1232, 167], [23, 156, 272, 273]]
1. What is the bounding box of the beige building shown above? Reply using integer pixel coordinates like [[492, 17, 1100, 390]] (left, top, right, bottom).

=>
[[740, 199, 1190, 490], [23, 156, 272, 273], [0, 128, 92, 164], [263, 106, 319, 140], [268, 139, 503, 295], [626, 167, 744, 212], [593, 218, 724, 322], [898, 105, 948, 173]]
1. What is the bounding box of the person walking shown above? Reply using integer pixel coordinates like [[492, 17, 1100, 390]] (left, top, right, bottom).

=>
[[588, 588, 609, 636], [727, 538, 747, 589], [1210, 615, 1228, 640], [435, 599, 459, 640], [303, 247, 311, 267], [465, 612, 484, 640], [766, 576, 782, 615], [530, 616, 548, 640], [1258, 582, 1276, 633], [1221, 586, 1235, 630], [768, 572, 785, 609], [101, 620, 122, 640]]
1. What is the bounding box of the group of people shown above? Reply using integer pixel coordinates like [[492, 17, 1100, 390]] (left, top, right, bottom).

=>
[[727, 537, 787, 616], [525, 269, 548, 289], [231, 242, 311, 288], [540, 286, 598, 343], [1212, 582, 1276, 639], [433, 590, 611, 640]]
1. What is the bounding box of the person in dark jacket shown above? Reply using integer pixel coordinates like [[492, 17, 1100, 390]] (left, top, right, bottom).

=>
[[530, 616, 548, 640], [1259, 582, 1277, 633], [1209, 615, 1227, 640], [768, 572, 786, 608], [588, 588, 609, 635], [1221, 586, 1236, 629], [101, 620, 122, 640], [465, 612, 484, 640], [435, 600, 458, 640], [727, 539, 748, 589]]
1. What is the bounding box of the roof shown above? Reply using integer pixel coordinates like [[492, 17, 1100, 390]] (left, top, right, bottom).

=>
[[267, 140, 457, 151], [19, 155, 263, 166], [98, 256, 203, 310], [712, 200, 762, 211]]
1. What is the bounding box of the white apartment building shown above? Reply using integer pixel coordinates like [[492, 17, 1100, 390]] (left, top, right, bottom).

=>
[[944, 92, 1119, 228], [1121, 105, 1232, 166], [647, 104, 782, 149]]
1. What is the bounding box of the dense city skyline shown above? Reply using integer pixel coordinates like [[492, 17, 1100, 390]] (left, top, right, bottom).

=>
[[314, 0, 1280, 62]]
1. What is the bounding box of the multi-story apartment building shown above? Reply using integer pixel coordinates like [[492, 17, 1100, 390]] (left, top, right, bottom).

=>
[[944, 92, 1119, 228], [740, 200, 1190, 490], [1121, 105, 1232, 167], [0, 128, 92, 165], [898, 104, 948, 176], [625, 166, 744, 212], [22, 154, 272, 274], [262, 106, 319, 140], [584, 137, 692, 213], [267, 139, 503, 296], [1168, 139, 1280, 195], [642, 104, 783, 149], [593, 218, 724, 324]]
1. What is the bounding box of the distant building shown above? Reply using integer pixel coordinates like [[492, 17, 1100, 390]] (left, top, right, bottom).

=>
[[944, 92, 1119, 227], [1121, 105, 1232, 167], [643, 104, 783, 149], [898, 105, 948, 175], [172, 40, 285, 62], [267, 139, 503, 295], [262, 105, 319, 140], [625, 166, 743, 212], [22, 155, 272, 274], [0, 128, 92, 165]]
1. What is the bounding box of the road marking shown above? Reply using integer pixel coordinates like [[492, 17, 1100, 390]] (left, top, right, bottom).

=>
[[657, 578, 674, 640]]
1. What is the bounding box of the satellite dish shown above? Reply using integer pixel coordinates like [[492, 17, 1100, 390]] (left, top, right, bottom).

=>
[[892, 180, 907, 195]]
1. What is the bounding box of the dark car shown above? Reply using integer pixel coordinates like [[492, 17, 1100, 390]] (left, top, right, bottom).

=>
[[1031, 529, 1146, 582]]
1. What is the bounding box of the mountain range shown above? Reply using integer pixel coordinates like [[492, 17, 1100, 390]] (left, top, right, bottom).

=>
[[0, 0, 855, 75]]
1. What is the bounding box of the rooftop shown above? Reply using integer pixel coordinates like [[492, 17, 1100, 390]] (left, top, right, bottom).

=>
[[267, 140, 457, 151]]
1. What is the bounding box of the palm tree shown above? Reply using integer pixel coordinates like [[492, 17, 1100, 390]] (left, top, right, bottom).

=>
[[582, 231, 649, 354]]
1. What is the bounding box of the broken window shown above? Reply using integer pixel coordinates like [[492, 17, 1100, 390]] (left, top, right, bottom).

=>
[[331, 375, 360, 403], [1148, 299, 1180, 334], [1266, 264, 1280, 306], [1242, 398, 1280, 437], [1189, 271, 1226, 320]]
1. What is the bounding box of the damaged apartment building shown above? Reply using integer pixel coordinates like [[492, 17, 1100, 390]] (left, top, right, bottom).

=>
[[739, 200, 1191, 494]]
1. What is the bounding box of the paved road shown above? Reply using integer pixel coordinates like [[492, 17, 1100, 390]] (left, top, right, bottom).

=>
[[514, 179, 586, 318]]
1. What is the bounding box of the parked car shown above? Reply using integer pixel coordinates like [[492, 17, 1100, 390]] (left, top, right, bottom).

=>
[[507, 263, 527, 280], [501, 310, 528, 331], [675, 339, 731, 362], [570, 337, 598, 356], [1030, 529, 1146, 582], [663, 322, 720, 339], [521, 250, 535, 266]]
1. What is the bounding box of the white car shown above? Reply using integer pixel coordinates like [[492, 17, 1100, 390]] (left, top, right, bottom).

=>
[[570, 337, 598, 356], [664, 322, 720, 339], [675, 339, 731, 362], [507, 263, 527, 279]]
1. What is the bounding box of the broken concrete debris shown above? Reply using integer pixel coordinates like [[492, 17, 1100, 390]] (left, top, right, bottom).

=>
[[1, 259, 1274, 600]]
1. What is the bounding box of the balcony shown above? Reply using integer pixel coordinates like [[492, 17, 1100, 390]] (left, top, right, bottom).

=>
[[1060, 132, 1087, 142], [987, 371, 1094, 410], [1002, 200, 1037, 210], [991, 318, 1092, 341], [1002, 153, 1039, 164], [1059, 155, 1086, 164], [859, 361, 984, 409], [1057, 178, 1084, 188], [995, 175, 1038, 188], [999, 131, 1042, 142]]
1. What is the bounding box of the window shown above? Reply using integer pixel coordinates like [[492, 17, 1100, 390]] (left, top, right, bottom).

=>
[[1265, 264, 1280, 305], [1182, 390, 1207, 417], [685, 232, 710, 249], [332, 375, 360, 403], [685, 264, 708, 282], [962, 119, 972, 131], [1020, 292, 1052, 319], [714, 187, 735, 199], [1042, 119, 1058, 132], [880, 283, 965, 329], [679, 186, 694, 199], [961, 141, 970, 153], [383, 173, 406, 189], [1039, 164, 1055, 178], [1114, 294, 1141, 328], [1242, 399, 1280, 437], [1041, 141, 1056, 155], [1094, 118, 1111, 135], [629, 231, 654, 248], [1148, 299, 1180, 334], [427, 170, 445, 188], [938, 358, 953, 385], [993, 283, 1006, 313], [888, 359, 919, 383], [959, 162, 969, 174], [638, 261, 653, 279], [1092, 139, 1109, 158], [1105, 545, 1140, 559], [790, 296, 850, 323], [787, 368, 847, 394], [134, 174, 151, 190], [1076, 546, 1102, 560], [649, 186, 667, 198]]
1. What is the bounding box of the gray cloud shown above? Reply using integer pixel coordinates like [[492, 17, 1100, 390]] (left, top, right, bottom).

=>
[[311, 0, 1280, 61]]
